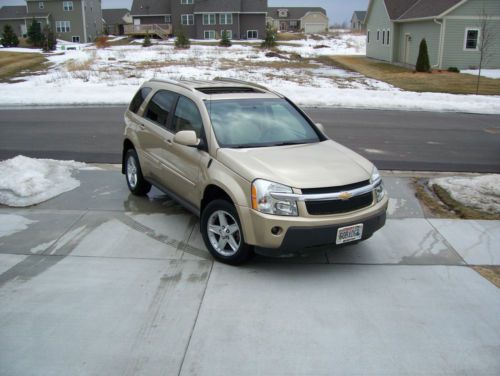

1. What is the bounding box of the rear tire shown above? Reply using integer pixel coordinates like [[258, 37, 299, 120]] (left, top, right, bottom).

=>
[[201, 199, 254, 265], [125, 149, 151, 196]]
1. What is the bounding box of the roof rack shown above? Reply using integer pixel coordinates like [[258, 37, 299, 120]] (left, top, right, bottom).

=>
[[149, 78, 195, 92], [213, 77, 284, 97]]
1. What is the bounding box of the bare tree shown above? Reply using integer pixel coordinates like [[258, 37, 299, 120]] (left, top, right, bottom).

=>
[[475, 5, 495, 94]]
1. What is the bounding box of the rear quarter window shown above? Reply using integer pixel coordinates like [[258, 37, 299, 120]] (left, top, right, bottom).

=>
[[144, 90, 177, 127], [129, 87, 152, 114]]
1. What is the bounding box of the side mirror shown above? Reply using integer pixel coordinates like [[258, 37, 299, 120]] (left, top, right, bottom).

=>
[[315, 123, 325, 133], [173, 130, 199, 147]]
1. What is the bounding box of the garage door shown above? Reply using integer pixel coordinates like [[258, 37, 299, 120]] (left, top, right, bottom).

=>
[[304, 23, 326, 33]]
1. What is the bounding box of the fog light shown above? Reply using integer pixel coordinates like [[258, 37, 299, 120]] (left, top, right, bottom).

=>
[[271, 226, 282, 236]]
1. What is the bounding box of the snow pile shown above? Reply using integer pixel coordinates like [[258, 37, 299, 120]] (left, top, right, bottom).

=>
[[461, 69, 500, 79], [0, 156, 93, 207], [429, 174, 500, 214], [277, 33, 366, 57]]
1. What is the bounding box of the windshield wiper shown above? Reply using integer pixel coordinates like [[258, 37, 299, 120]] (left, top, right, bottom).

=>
[[269, 141, 307, 147]]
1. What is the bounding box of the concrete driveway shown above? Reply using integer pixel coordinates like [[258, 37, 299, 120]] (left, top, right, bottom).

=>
[[0, 168, 499, 375]]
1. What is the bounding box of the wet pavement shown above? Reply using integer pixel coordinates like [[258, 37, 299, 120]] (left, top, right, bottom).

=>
[[0, 168, 499, 375]]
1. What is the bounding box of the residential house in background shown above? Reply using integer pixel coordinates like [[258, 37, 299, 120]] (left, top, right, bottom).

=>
[[267, 7, 328, 33], [103, 8, 132, 35], [351, 10, 366, 31], [128, 0, 267, 40], [365, 0, 500, 69], [0, 0, 103, 43]]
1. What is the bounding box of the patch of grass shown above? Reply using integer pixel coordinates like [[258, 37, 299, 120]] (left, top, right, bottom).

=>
[[431, 184, 500, 220], [327, 55, 500, 95], [473, 266, 500, 288], [413, 179, 458, 218], [65, 58, 94, 72], [277, 32, 306, 41], [0, 51, 50, 82]]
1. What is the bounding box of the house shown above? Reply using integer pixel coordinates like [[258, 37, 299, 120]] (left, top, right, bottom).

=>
[[128, 0, 267, 40], [365, 0, 500, 70], [103, 8, 132, 36], [351, 11, 366, 31], [267, 7, 328, 34], [0, 0, 103, 43]]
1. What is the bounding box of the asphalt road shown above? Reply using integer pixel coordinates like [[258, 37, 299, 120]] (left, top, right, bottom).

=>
[[0, 106, 499, 172]]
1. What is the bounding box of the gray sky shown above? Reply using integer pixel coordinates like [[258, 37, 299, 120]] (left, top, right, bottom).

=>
[[0, 0, 370, 24]]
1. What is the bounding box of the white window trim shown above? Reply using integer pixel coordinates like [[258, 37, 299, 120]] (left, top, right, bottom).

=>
[[220, 13, 233, 25], [377, 29, 380, 41], [386, 29, 390, 45], [202, 13, 215, 25], [63, 1, 73, 11], [181, 0, 193, 4], [204, 30, 215, 39], [56, 20, 71, 33], [463, 27, 480, 51], [39, 2, 44, 9], [72, 36, 80, 43], [247, 30, 258, 39], [164, 15, 171, 23], [181, 14, 194, 25], [382, 29, 385, 45]]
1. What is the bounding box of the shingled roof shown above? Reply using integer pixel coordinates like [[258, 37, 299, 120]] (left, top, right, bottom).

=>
[[0, 5, 27, 19], [102, 9, 130, 25], [353, 11, 367, 21], [268, 7, 327, 20], [380, 0, 463, 21]]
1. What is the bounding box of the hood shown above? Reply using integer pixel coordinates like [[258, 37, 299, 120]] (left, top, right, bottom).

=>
[[217, 140, 374, 189]]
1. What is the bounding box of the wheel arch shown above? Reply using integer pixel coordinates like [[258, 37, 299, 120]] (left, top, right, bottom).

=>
[[122, 139, 135, 174]]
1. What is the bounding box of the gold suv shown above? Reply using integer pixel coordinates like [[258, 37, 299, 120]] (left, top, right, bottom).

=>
[[123, 78, 388, 264]]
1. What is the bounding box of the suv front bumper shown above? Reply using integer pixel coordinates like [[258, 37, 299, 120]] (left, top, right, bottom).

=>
[[237, 197, 388, 254]]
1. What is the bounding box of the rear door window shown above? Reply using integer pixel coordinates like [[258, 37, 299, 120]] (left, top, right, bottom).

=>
[[129, 87, 152, 114], [144, 90, 177, 127]]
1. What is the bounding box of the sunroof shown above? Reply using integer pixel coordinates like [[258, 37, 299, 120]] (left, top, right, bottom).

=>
[[196, 86, 262, 94]]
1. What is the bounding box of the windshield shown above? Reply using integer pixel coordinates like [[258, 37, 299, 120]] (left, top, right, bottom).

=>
[[206, 98, 321, 148]]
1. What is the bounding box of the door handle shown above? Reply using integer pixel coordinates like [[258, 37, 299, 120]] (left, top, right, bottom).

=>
[[139, 122, 145, 129]]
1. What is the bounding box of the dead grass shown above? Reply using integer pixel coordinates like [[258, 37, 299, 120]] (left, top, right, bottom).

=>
[[277, 32, 306, 41], [65, 58, 94, 72], [0, 51, 50, 82], [413, 178, 500, 220], [473, 266, 500, 288], [327, 55, 500, 95]]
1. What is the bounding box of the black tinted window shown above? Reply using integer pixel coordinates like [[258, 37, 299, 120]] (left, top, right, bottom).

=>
[[129, 87, 152, 113], [172, 96, 203, 137], [145, 90, 177, 126]]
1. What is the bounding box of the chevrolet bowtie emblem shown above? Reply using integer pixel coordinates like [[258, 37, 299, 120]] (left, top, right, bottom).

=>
[[338, 191, 353, 201]]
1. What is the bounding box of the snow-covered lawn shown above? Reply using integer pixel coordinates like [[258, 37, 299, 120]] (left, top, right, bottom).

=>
[[1, 33, 500, 113], [461, 69, 500, 79], [0, 156, 97, 207], [429, 175, 500, 215]]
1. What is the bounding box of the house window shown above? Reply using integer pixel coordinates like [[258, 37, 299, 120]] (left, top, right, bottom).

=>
[[181, 14, 194, 25], [165, 15, 171, 23], [247, 30, 258, 39], [63, 1, 73, 11], [464, 28, 479, 50], [382, 30, 385, 44], [72, 36, 80, 43], [181, 0, 193, 4], [39, 2, 44, 9], [204, 30, 215, 39], [220, 13, 233, 25], [387, 30, 390, 45], [290, 20, 297, 27], [222, 29, 232, 39], [377, 29, 380, 41], [367, 30, 370, 43], [56, 21, 71, 33], [203, 14, 215, 25]]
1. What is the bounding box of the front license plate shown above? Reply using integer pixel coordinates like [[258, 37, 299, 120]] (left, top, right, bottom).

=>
[[336, 224, 363, 245]]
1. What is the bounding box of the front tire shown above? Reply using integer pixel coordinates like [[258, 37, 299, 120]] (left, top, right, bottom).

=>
[[201, 199, 254, 265], [125, 149, 151, 196]]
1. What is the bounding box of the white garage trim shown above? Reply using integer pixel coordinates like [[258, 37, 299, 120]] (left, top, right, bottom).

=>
[[304, 23, 326, 33]]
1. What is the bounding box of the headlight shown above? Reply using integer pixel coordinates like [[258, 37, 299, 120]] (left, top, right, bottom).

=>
[[251, 179, 298, 216], [371, 166, 385, 202]]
